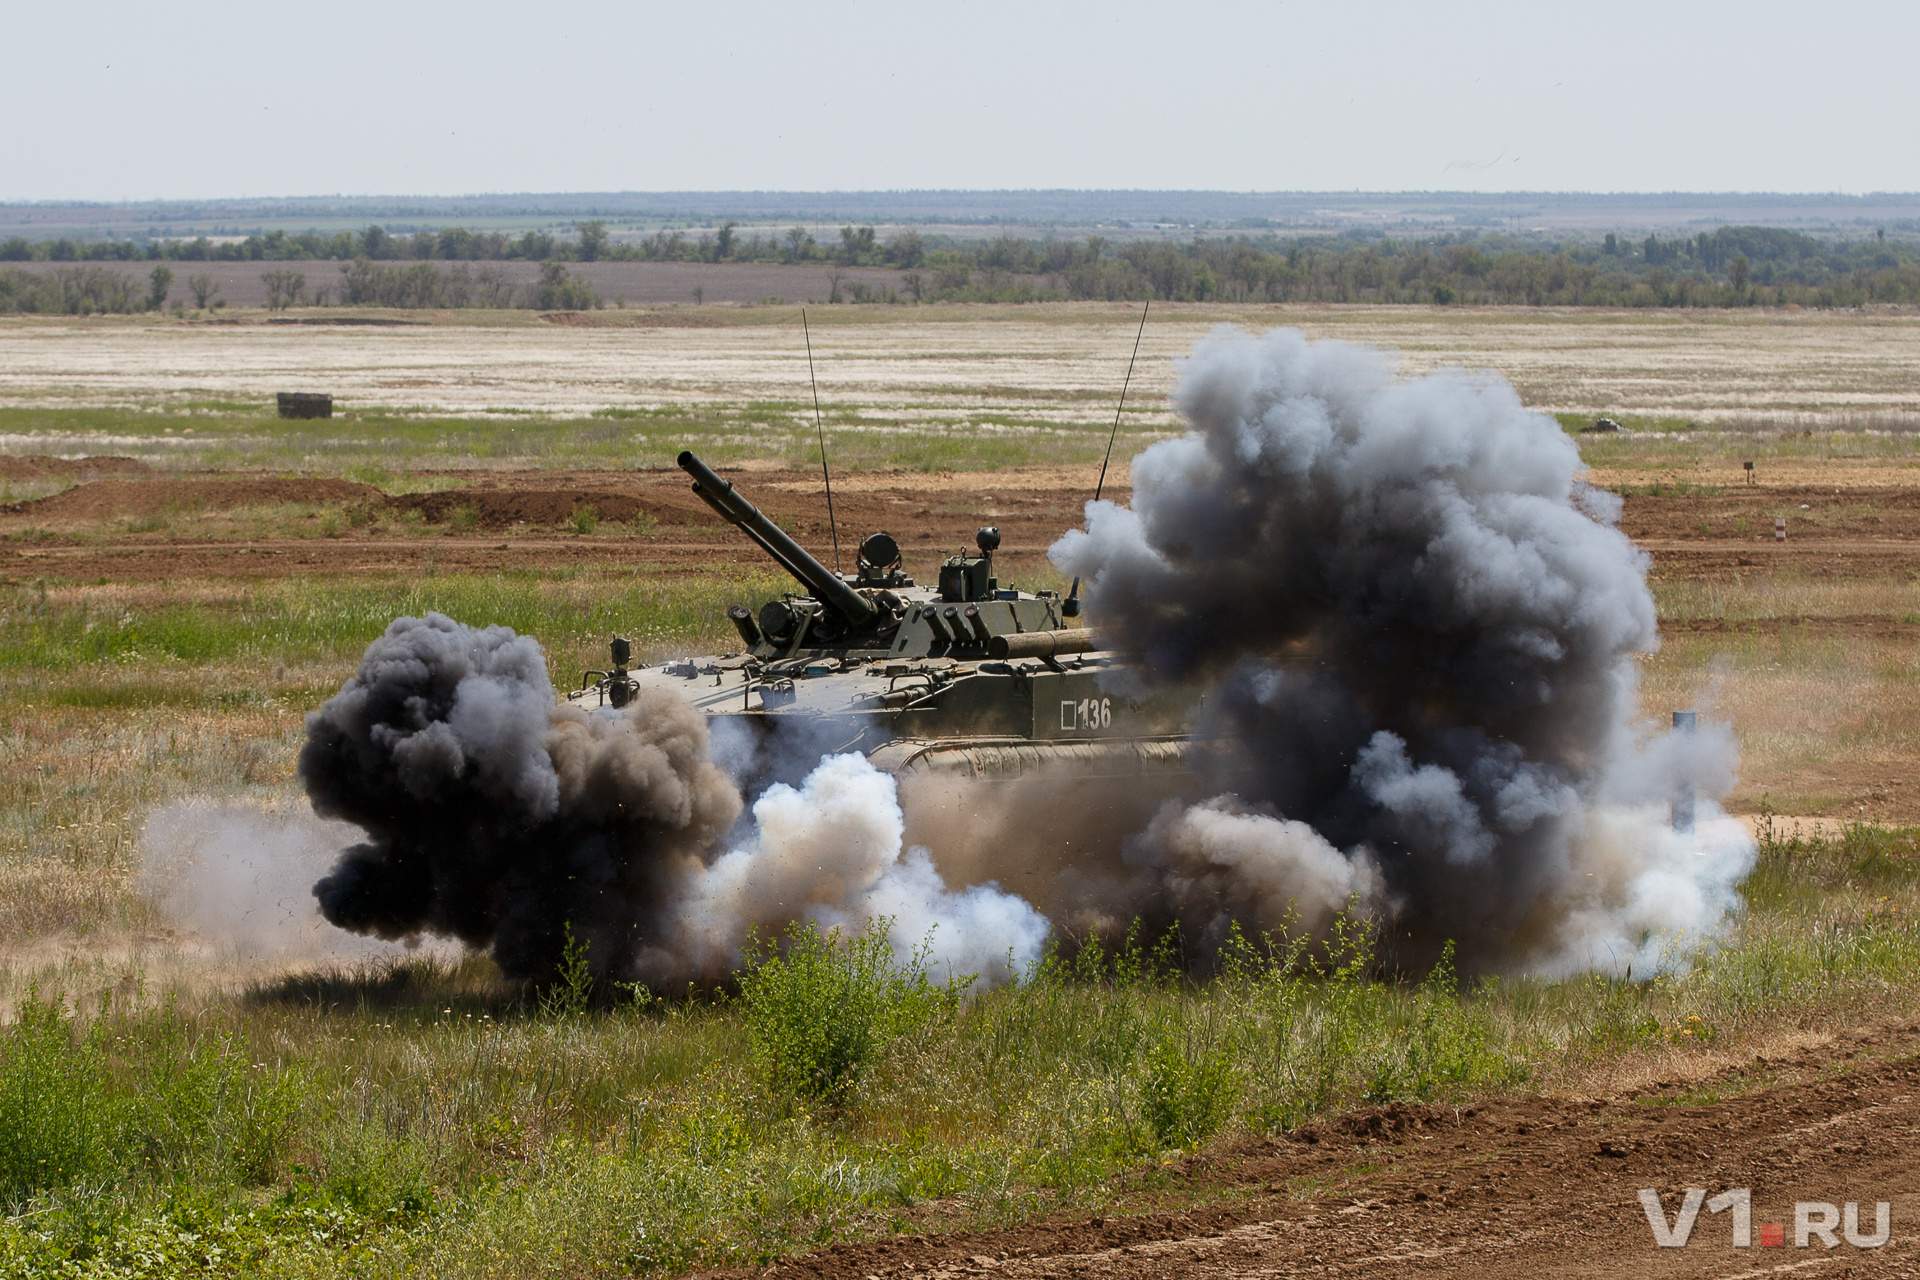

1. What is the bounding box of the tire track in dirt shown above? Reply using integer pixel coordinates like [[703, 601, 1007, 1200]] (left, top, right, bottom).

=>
[[720, 1025, 1920, 1280]]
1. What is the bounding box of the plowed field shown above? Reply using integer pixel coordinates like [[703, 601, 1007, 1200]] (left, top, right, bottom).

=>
[[7, 463, 1920, 584]]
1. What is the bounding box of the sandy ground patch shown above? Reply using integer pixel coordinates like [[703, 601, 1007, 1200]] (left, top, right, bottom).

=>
[[3, 309, 1918, 425]]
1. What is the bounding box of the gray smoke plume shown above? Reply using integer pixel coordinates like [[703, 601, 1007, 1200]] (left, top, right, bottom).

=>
[[302, 614, 1047, 986], [1050, 326, 1752, 975]]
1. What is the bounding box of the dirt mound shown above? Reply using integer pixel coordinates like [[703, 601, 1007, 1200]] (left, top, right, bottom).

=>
[[7, 477, 380, 520], [0, 455, 148, 482], [1298, 1101, 1451, 1145], [386, 487, 697, 529]]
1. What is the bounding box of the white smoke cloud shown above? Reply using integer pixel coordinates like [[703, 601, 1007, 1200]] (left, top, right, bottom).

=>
[[674, 753, 1049, 988]]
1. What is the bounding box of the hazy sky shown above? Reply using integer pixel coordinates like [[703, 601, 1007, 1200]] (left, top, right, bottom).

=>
[[7, 0, 1916, 201]]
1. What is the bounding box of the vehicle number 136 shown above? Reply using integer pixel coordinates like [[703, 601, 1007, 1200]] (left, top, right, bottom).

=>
[[1061, 697, 1112, 732]]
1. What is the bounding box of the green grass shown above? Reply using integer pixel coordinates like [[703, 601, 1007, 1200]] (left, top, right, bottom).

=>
[[0, 568, 1915, 1274], [1612, 480, 1727, 497], [0, 402, 1170, 476], [4, 826, 1920, 1278], [1578, 425, 1920, 471], [0, 570, 787, 680]]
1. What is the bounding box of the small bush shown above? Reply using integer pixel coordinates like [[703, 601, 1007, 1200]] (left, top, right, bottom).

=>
[[0, 994, 302, 1211], [447, 503, 479, 532], [315, 1124, 434, 1220], [1141, 1025, 1237, 1149], [145, 265, 173, 311], [262, 269, 307, 310], [0, 993, 120, 1206], [739, 921, 965, 1105], [124, 1013, 301, 1187], [538, 924, 593, 1018], [1367, 942, 1522, 1101], [570, 504, 599, 534], [535, 260, 601, 310]]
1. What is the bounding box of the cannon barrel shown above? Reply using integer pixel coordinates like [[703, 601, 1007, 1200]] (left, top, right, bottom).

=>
[[987, 628, 1096, 661], [678, 450, 878, 626]]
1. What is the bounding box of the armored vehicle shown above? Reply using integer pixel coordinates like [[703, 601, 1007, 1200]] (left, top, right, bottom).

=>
[[568, 451, 1192, 783]]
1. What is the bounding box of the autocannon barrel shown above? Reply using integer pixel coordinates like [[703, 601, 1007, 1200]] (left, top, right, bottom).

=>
[[678, 450, 878, 626], [987, 628, 1096, 661]]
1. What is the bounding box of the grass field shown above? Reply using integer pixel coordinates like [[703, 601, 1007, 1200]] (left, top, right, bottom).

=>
[[2, 306, 1920, 1277], [3, 816, 1917, 1278]]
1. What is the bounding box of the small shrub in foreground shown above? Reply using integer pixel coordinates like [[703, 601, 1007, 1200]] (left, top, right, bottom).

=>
[[0, 992, 302, 1212], [740, 921, 967, 1105], [0, 993, 118, 1207], [1141, 1023, 1237, 1148]]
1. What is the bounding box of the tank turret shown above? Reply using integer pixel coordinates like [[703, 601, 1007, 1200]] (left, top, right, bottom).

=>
[[570, 450, 1195, 786]]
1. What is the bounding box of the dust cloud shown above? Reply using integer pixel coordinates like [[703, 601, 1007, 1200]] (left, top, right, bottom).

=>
[[135, 801, 450, 965]]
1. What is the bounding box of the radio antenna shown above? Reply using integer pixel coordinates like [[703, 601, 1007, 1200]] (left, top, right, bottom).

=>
[[1063, 300, 1148, 618], [801, 308, 842, 575]]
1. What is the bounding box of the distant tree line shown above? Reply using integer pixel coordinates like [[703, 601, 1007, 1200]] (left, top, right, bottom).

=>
[[887, 226, 1920, 307], [0, 260, 600, 314], [331, 259, 599, 309], [0, 265, 172, 315], [3, 220, 1915, 310]]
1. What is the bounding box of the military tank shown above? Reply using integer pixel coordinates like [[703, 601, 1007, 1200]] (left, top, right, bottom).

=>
[[567, 451, 1192, 783]]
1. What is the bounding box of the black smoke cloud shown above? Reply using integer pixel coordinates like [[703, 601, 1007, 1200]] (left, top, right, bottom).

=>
[[1051, 327, 1750, 974], [299, 614, 1047, 986], [300, 613, 741, 981]]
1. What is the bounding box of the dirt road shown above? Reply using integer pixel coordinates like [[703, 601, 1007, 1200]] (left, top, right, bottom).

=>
[[733, 1025, 1920, 1279]]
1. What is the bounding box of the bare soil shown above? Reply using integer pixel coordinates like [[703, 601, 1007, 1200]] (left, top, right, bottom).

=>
[[0, 454, 147, 482], [6, 309, 1916, 428], [0, 464, 1104, 580], [7, 464, 1917, 827], [711, 1023, 1920, 1280], [1621, 484, 1920, 583], [4, 475, 377, 519], [8, 466, 1920, 582]]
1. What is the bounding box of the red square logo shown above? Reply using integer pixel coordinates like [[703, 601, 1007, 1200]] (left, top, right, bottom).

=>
[[1760, 1223, 1785, 1247]]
